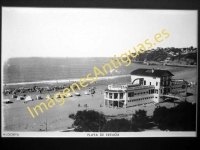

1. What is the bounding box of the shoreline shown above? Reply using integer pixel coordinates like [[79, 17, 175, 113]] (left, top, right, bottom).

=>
[[133, 61, 197, 68], [164, 63, 197, 68], [3, 74, 131, 86]]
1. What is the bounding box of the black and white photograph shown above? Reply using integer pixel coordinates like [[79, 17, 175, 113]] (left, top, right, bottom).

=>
[[1, 7, 197, 137]]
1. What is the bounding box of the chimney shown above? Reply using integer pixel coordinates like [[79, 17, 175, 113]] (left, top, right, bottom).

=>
[[152, 68, 154, 73]]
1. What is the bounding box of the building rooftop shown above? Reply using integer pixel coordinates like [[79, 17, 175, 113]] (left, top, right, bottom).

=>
[[105, 82, 155, 92], [130, 68, 174, 77]]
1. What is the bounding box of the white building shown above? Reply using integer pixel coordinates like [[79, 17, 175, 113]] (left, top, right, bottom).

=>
[[104, 68, 188, 108]]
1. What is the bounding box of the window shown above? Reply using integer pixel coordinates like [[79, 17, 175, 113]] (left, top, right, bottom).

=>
[[150, 82, 151, 85], [109, 93, 112, 99], [128, 93, 131, 97], [114, 93, 118, 99], [128, 92, 134, 97], [156, 82, 158, 86], [182, 85, 186, 89], [144, 80, 146, 85], [119, 93, 123, 99], [151, 89, 154, 93], [106, 92, 108, 98]]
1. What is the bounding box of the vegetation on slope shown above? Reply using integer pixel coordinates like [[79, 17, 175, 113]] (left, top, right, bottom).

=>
[[69, 101, 196, 132], [131, 49, 197, 65]]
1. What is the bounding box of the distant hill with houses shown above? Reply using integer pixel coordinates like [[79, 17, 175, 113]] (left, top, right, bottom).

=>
[[131, 46, 197, 65]]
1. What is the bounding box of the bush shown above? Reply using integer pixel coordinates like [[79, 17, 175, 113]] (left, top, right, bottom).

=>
[[69, 113, 75, 120], [102, 109, 151, 132], [131, 109, 149, 131], [71, 110, 106, 132], [102, 118, 132, 132], [152, 102, 196, 131]]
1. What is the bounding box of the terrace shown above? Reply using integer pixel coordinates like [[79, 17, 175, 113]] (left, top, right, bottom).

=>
[[107, 83, 155, 91], [171, 79, 187, 85]]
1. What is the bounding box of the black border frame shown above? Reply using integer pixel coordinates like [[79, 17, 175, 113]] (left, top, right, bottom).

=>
[[1, 0, 199, 149]]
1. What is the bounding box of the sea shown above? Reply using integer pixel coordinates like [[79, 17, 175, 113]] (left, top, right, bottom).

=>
[[3, 57, 183, 84]]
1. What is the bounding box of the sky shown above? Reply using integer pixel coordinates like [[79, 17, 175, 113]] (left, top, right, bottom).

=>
[[2, 8, 198, 61]]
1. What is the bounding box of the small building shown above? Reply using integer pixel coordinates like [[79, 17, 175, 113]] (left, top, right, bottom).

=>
[[24, 96, 33, 103], [12, 95, 17, 98], [62, 93, 72, 97], [3, 99, 11, 104], [17, 96, 24, 100], [46, 95, 51, 99], [75, 93, 81, 96], [85, 91, 90, 95], [36, 95, 42, 100]]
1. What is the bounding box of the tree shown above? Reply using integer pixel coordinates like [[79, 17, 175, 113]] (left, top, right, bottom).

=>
[[152, 107, 168, 130], [69, 110, 106, 132], [131, 109, 149, 131], [102, 118, 132, 132], [152, 101, 196, 131]]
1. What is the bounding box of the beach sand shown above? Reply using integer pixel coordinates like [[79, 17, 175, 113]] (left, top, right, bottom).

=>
[[2, 66, 197, 132]]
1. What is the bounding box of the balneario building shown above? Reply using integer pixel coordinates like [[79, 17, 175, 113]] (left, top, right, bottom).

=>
[[104, 68, 188, 108]]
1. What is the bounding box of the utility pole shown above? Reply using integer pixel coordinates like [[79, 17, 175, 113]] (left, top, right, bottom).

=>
[[174, 95, 175, 107], [85, 105, 88, 111], [99, 114, 101, 132], [44, 119, 47, 132]]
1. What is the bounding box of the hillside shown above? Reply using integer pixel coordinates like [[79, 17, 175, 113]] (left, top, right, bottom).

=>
[[169, 53, 197, 65], [134, 49, 168, 62], [131, 49, 197, 65]]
